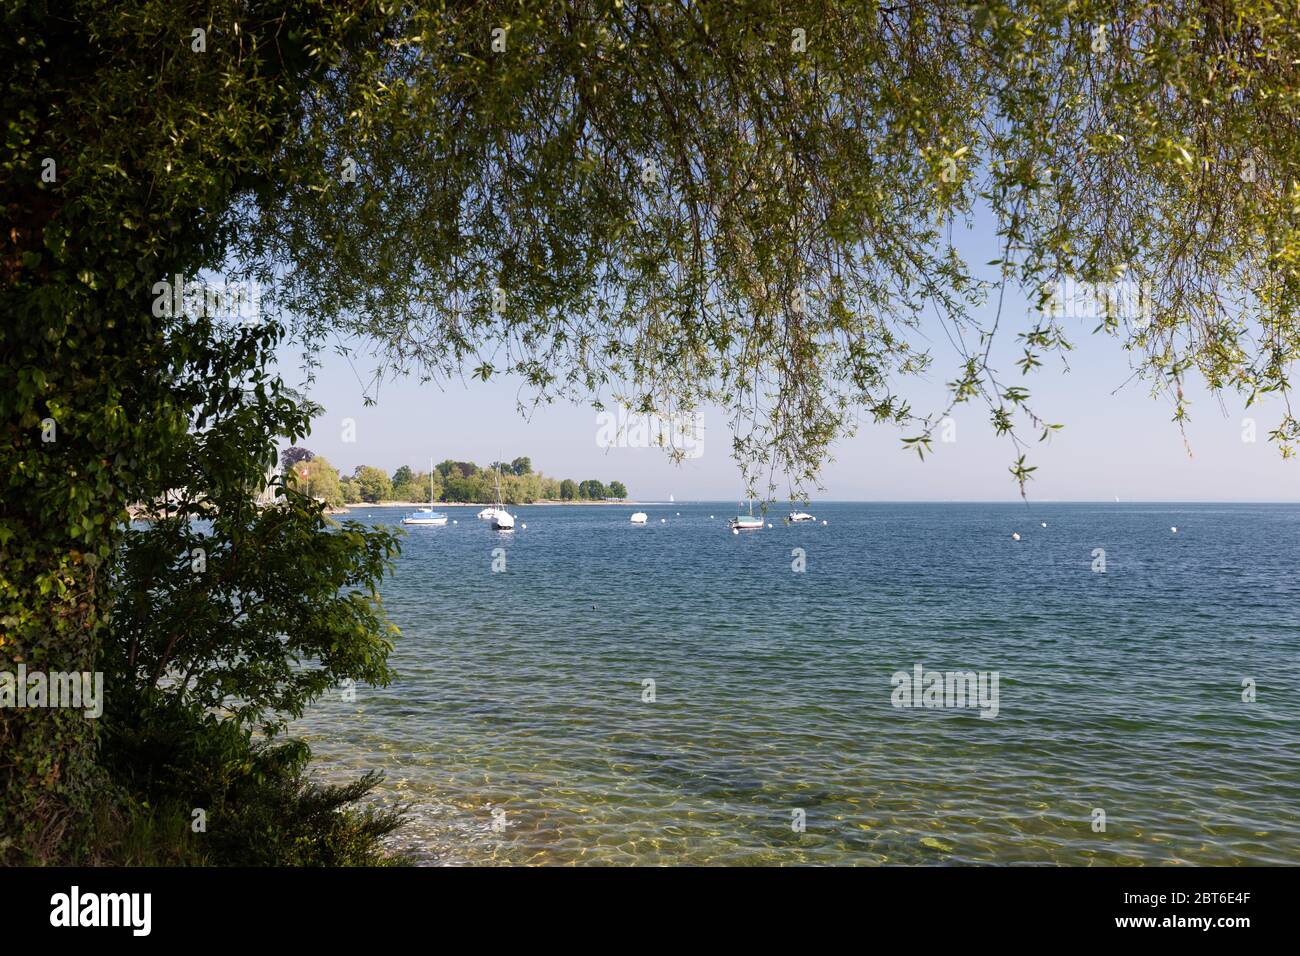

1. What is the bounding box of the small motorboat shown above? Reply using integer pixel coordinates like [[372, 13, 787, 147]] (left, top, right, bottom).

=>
[[788, 511, 816, 522], [630, 512, 648, 524]]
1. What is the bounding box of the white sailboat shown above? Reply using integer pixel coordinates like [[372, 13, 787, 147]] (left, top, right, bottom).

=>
[[402, 459, 448, 526], [490, 464, 515, 532], [788, 510, 816, 522], [729, 500, 763, 531]]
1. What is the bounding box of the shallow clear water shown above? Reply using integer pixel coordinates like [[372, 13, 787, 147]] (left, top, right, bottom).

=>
[[292, 502, 1300, 865]]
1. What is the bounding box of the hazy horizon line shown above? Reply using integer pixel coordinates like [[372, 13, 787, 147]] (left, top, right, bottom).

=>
[[351, 497, 1300, 505], [630, 500, 1299, 504]]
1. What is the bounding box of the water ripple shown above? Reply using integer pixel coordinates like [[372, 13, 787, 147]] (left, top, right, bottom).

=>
[[292, 503, 1300, 865]]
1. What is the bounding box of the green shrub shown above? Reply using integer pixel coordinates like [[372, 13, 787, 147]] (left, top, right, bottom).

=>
[[98, 697, 404, 866]]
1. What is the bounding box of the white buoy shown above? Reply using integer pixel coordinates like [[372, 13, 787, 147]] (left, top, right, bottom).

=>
[[521, 523, 527, 530], [710, 515, 714, 519], [453, 520, 458, 524], [822, 520, 827, 526], [661, 518, 666, 523], [1171, 526, 1177, 533], [732, 528, 739, 535], [1041, 522, 1047, 528], [767, 522, 773, 528], [676, 512, 680, 516], [1012, 532, 1021, 541]]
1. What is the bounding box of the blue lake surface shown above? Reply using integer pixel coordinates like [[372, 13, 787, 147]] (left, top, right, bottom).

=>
[[292, 502, 1300, 864]]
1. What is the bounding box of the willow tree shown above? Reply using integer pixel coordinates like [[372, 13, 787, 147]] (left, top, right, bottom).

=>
[[235, 0, 1300, 493]]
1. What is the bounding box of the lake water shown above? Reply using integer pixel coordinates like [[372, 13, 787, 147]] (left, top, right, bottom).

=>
[[292, 502, 1300, 865]]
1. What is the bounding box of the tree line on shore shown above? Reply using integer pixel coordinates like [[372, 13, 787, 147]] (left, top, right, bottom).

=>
[[282, 448, 628, 507]]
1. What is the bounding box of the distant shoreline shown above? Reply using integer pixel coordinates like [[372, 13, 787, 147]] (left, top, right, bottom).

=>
[[354, 499, 645, 508]]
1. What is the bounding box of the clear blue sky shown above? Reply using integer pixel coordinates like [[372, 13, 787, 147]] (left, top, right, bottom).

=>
[[270, 217, 1300, 502]]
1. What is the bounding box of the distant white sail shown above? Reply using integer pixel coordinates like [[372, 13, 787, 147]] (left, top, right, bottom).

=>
[[490, 463, 514, 532]]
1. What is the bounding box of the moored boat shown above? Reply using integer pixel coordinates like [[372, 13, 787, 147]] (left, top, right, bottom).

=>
[[729, 498, 764, 531], [490, 464, 514, 532], [402, 460, 448, 525], [402, 509, 448, 526]]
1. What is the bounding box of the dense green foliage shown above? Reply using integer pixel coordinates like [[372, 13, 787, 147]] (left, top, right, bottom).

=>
[[1, 1, 402, 864], [234, 0, 1300, 495], [337, 458, 630, 503], [282, 446, 316, 471], [290, 455, 346, 507], [110, 333, 401, 732], [100, 699, 403, 866], [351, 465, 394, 504]]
